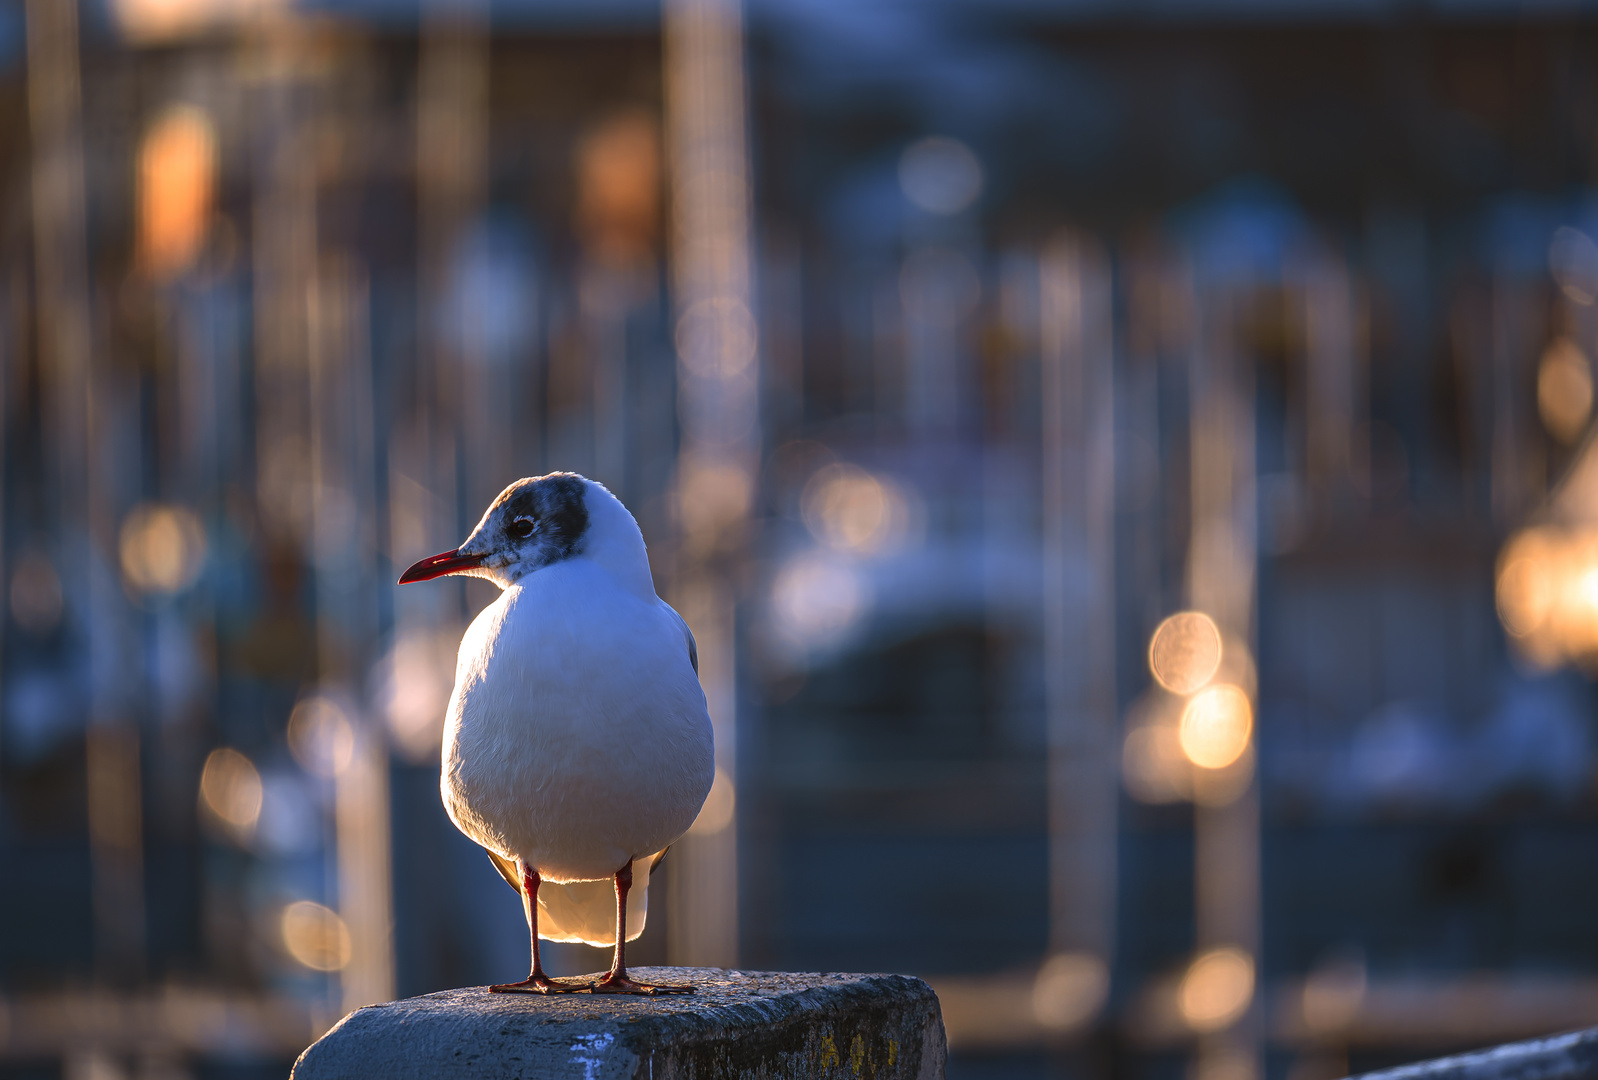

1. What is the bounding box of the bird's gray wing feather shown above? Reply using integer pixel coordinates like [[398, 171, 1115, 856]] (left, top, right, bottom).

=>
[[485, 848, 523, 895], [668, 606, 699, 675]]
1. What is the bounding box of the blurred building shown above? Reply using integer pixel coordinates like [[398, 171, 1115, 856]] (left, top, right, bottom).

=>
[[2, 2, 1598, 1080]]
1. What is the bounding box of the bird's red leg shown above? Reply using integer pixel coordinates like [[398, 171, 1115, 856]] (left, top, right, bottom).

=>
[[491, 862, 590, 993], [589, 861, 693, 995]]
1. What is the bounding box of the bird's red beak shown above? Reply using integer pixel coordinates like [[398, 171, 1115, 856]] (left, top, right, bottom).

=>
[[398, 548, 486, 584]]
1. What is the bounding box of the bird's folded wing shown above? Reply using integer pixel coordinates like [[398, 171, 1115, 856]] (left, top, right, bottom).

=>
[[667, 606, 699, 675], [485, 848, 523, 894]]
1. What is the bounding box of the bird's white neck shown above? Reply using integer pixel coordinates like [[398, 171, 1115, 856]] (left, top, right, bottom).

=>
[[576, 482, 658, 599]]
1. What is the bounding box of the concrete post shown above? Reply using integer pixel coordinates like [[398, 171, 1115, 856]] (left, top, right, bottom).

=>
[[291, 969, 946, 1080]]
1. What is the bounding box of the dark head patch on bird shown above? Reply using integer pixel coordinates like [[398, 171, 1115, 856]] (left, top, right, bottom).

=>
[[398, 472, 592, 587]]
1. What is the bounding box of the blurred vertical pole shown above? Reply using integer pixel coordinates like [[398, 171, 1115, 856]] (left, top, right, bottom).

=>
[[1186, 278, 1260, 1080], [1490, 271, 1530, 524], [663, 0, 758, 968], [0, 282, 7, 778], [584, 275, 630, 493], [571, 109, 662, 500], [250, 18, 317, 549], [28, 0, 147, 979], [337, 710, 395, 1014], [416, 0, 486, 548], [311, 254, 395, 1013], [572, 111, 661, 497], [249, 17, 320, 1011], [1038, 236, 1118, 1001], [575, 225, 643, 494], [1303, 254, 1357, 508], [251, 18, 397, 1014]]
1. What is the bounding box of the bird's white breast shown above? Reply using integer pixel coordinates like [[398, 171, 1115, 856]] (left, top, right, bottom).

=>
[[439, 558, 714, 883]]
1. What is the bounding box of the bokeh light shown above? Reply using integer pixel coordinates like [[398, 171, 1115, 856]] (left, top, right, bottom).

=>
[[770, 551, 868, 649], [1179, 684, 1253, 770], [1537, 337, 1593, 445], [1178, 947, 1255, 1033], [199, 747, 262, 835], [575, 109, 661, 266], [1149, 612, 1223, 695], [138, 105, 216, 280], [676, 454, 755, 550], [287, 697, 355, 780], [119, 503, 206, 596], [1496, 548, 1555, 640], [898, 136, 983, 215], [689, 767, 737, 836], [801, 464, 911, 554], [376, 627, 460, 765], [1032, 952, 1109, 1031], [280, 900, 352, 972], [1495, 526, 1598, 668], [115, 0, 287, 43]]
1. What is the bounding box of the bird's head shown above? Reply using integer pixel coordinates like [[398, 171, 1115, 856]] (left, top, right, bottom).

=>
[[398, 472, 591, 589]]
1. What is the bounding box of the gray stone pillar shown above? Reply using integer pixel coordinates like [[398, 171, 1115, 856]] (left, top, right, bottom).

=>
[[1347, 1028, 1598, 1080], [291, 968, 946, 1080]]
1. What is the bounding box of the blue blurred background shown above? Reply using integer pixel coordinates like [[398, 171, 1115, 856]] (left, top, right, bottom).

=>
[[3, 0, 1598, 1078]]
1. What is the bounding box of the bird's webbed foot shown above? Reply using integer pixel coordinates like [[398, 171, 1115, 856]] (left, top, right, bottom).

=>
[[490, 973, 593, 994], [588, 973, 694, 995]]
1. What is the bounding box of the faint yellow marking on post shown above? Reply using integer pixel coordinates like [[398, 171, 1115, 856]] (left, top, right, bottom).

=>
[[850, 1034, 865, 1075], [888, 1039, 898, 1068], [820, 1034, 839, 1072]]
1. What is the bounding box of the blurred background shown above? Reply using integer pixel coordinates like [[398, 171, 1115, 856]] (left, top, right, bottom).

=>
[[2, 0, 1598, 1078]]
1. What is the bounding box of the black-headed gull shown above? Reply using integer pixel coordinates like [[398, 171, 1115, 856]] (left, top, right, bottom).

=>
[[399, 472, 714, 995]]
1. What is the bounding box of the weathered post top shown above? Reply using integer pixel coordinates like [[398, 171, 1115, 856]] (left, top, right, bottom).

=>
[[1347, 1027, 1598, 1080], [290, 967, 946, 1080]]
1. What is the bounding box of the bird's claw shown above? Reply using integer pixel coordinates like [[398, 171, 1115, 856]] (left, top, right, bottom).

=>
[[588, 974, 694, 995], [490, 975, 593, 994]]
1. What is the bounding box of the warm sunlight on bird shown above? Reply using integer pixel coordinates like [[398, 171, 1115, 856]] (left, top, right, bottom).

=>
[[398, 472, 713, 995]]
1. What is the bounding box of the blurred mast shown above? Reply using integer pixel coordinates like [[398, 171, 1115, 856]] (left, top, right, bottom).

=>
[[396, 0, 490, 997], [573, 110, 664, 499], [1490, 268, 1534, 524], [663, 0, 759, 968], [249, 13, 325, 1016], [248, 14, 397, 1013], [1301, 253, 1358, 508], [310, 253, 394, 1014], [314, 26, 395, 1022], [416, 0, 487, 585], [27, 0, 147, 980], [1186, 273, 1262, 1080], [1038, 237, 1118, 996]]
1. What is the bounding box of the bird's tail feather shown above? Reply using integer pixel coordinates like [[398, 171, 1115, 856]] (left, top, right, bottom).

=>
[[483, 848, 665, 948]]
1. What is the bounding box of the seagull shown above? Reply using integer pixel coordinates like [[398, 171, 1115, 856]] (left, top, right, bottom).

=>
[[399, 472, 714, 995]]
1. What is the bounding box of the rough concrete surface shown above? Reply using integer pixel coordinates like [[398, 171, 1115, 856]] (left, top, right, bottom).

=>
[[1349, 1027, 1598, 1080], [290, 968, 946, 1080]]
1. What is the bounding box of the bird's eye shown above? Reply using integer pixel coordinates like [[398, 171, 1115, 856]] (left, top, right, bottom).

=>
[[510, 516, 537, 540]]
